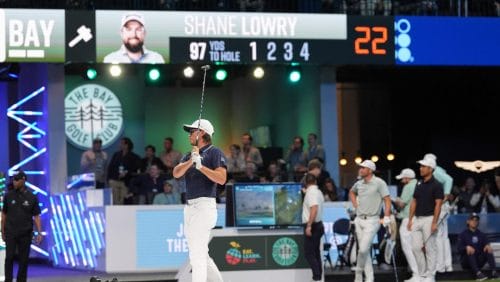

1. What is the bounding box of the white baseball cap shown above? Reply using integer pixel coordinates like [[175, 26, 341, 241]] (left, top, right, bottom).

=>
[[424, 153, 437, 161], [396, 168, 416, 180], [417, 158, 436, 169], [358, 160, 376, 171], [121, 12, 145, 27], [183, 119, 214, 137]]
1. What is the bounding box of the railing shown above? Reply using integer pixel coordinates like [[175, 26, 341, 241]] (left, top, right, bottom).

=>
[[0, 0, 498, 17]]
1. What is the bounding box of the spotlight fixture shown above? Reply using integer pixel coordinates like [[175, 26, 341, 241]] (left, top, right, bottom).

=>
[[215, 69, 227, 81], [109, 65, 122, 77], [183, 66, 194, 78], [288, 69, 301, 83], [147, 68, 161, 82], [371, 155, 379, 163], [86, 68, 97, 80], [387, 153, 395, 161], [253, 67, 265, 79], [354, 156, 363, 164]]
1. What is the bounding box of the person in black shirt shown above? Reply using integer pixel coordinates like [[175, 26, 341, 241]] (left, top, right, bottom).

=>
[[173, 119, 226, 282], [140, 145, 166, 173], [1, 171, 42, 282], [457, 213, 498, 281], [107, 137, 141, 205], [131, 164, 167, 204], [408, 157, 444, 282]]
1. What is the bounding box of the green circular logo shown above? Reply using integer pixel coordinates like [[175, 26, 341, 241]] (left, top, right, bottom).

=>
[[271, 237, 299, 266]]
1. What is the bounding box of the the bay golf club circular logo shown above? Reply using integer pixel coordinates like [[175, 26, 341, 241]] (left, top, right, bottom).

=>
[[271, 237, 299, 266], [65, 84, 123, 150]]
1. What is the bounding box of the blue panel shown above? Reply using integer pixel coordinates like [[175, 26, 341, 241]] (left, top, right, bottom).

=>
[[395, 16, 500, 66]]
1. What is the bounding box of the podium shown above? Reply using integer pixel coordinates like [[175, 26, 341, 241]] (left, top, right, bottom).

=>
[[177, 228, 323, 282]]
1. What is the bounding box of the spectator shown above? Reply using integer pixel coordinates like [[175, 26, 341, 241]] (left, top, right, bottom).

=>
[[323, 177, 338, 202], [284, 136, 307, 181], [140, 145, 165, 173], [457, 177, 476, 213], [131, 164, 167, 204], [457, 213, 498, 280], [470, 179, 500, 214], [264, 161, 285, 183], [304, 133, 325, 165], [153, 180, 181, 205], [80, 138, 108, 188], [226, 144, 246, 175], [107, 137, 141, 205], [241, 133, 263, 168], [305, 159, 330, 193], [160, 137, 183, 178], [239, 162, 260, 183]]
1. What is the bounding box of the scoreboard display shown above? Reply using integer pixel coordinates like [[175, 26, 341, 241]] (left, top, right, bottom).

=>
[[1, 9, 499, 66]]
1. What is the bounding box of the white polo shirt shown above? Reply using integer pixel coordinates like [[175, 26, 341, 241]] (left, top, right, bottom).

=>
[[302, 184, 324, 223]]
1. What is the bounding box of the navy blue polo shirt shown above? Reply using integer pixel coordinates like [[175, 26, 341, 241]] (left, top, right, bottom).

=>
[[2, 188, 41, 236], [413, 176, 444, 217], [181, 144, 226, 200]]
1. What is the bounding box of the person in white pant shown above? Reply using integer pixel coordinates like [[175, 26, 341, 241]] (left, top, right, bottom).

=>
[[349, 160, 391, 282], [408, 158, 444, 282], [423, 153, 453, 273], [394, 168, 419, 282], [173, 119, 226, 282]]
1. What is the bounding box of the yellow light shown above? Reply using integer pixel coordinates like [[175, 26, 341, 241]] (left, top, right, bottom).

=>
[[371, 155, 379, 163], [387, 153, 395, 161], [354, 156, 362, 164], [339, 158, 348, 166], [109, 65, 122, 77], [253, 67, 265, 79]]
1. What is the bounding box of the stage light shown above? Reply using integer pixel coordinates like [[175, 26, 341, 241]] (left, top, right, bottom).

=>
[[253, 67, 264, 79], [215, 69, 227, 81], [339, 158, 347, 166], [354, 156, 363, 164], [148, 68, 161, 81], [109, 65, 121, 77], [371, 155, 379, 163], [86, 68, 97, 80], [183, 66, 194, 78], [387, 153, 395, 161], [288, 69, 301, 83]]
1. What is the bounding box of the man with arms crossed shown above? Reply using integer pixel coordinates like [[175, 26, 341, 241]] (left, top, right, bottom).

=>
[[173, 119, 225, 282], [408, 158, 444, 282], [349, 160, 391, 282]]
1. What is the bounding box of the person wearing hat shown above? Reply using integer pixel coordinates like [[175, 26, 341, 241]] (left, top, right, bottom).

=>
[[1, 171, 42, 282], [423, 153, 454, 273], [103, 12, 165, 63], [81, 138, 108, 189], [173, 119, 225, 282], [457, 213, 498, 280], [349, 160, 391, 282], [394, 168, 419, 282], [407, 157, 444, 282]]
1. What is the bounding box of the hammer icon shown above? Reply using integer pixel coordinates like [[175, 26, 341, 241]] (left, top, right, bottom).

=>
[[68, 25, 93, 48]]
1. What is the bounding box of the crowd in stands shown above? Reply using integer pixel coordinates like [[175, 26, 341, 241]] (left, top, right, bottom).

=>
[[1, 0, 499, 17], [80, 131, 352, 205]]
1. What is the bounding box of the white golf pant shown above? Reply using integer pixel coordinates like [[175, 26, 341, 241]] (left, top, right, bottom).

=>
[[411, 216, 437, 279], [354, 216, 380, 282], [184, 197, 223, 282], [435, 203, 452, 272], [400, 218, 418, 276]]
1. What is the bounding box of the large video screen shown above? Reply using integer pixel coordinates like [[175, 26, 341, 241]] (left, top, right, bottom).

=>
[[233, 183, 302, 228]]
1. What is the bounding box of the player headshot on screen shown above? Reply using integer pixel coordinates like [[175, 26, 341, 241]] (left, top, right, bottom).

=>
[[103, 12, 165, 64]]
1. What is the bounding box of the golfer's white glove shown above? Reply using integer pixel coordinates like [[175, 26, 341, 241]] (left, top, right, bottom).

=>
[[192, 153, 202, 170], [382, 216, 391, 227]]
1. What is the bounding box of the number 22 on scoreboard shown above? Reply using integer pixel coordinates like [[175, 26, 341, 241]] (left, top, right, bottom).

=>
[[354, 26, 387, 55]]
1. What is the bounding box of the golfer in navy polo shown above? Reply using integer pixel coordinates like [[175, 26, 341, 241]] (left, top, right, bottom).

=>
[[173, 119, 226, 282]]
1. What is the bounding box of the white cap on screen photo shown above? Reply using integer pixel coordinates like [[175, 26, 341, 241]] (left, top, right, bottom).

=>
[[183, 119, 215, 137], [358, 160, 376, 171], [121, 12, 145, 27], [396, 168, 416, 179], [424, 153, 437, 160]]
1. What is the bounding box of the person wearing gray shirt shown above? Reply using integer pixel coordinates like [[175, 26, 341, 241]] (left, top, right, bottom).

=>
[[349, 160, 391, 282]]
